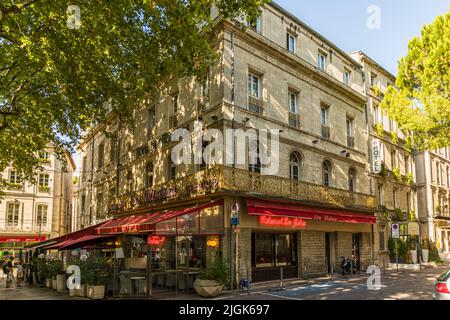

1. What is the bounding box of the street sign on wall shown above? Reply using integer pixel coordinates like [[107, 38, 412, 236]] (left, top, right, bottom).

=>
[[392, 224, 400, 239], [372, 139, 382, 174]]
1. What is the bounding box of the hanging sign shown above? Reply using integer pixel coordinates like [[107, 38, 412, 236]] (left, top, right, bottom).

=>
[[372, 139, 382, 174]]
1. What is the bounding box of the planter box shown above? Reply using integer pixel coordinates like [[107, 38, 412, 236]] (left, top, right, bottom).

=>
[[422, 249, 429, 263], [410, 250, 418, 264], [75, 284, 87, 297], [52, 278, 57, 290], [87, 285, 105, 300], [46, 278, 52, 288], [57, 274, 66, 292], [193, 279, 224, 298]]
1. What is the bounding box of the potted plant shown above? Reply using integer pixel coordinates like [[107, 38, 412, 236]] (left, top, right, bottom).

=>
[[392, 167, 402, 182], [46, 260, 63, 290], [194, 258, 229, 298], [421, 238, 430, 263], [85, 256, 109, 299], [77, 258, 89, 297], [393, 208, 404, 221], [407, 237, 418, 264]]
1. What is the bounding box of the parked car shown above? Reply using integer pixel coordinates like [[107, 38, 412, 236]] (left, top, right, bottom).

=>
[[433, 268, 450, 300]]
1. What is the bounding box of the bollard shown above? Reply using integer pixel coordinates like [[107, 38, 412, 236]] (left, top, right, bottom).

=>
[[280, 267, 284, 291]]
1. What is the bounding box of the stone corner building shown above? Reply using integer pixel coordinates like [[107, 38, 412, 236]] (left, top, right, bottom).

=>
[[74, 2, 425, 283], [0, 147, 75, 258]]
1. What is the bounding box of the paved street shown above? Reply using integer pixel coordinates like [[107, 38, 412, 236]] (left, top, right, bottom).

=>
[[0, 264, 448, 300], [215, 264, 450, 300]]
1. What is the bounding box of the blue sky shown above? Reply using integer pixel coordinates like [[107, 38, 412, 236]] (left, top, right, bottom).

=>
[[274, 0, 450, 75]]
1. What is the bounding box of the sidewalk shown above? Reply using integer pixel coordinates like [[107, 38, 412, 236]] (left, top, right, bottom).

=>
[[0, 263, 446, 300]]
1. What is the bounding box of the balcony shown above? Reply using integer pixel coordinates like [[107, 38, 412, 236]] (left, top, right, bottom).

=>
[[109, 165, 377, 213], [38, 185, 51, 193], [435, 206, 450, 219], [7, 183, 23, 191]]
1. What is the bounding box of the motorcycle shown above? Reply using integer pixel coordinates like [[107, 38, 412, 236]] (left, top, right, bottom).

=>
[[340, 256, 356, 275]]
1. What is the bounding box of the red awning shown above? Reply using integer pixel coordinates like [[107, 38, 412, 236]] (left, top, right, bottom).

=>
[[246, 198, 376, 224], [96, 199, 224, 235], [58, 235, 115, 250], [0, 236, 46, 243], [44, 239, 76, 250], [32, 221, 110, 250]]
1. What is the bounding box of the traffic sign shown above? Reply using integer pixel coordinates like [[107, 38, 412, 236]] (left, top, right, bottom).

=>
[[231, 203, 239, 226], [392, 224, 400, 239]]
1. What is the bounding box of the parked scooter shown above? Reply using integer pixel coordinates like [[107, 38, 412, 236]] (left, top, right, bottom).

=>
[[340, 256, 356, 275]]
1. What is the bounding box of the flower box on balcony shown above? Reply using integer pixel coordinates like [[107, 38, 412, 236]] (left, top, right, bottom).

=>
[[7, 183, 23, 190], [38, 185, 51, 193]]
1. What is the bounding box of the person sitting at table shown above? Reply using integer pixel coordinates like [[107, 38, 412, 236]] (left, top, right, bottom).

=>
[[189, 256, 203, 269]]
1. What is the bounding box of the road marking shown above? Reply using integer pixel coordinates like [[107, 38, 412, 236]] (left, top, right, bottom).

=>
[[261, 292, 303, 300]]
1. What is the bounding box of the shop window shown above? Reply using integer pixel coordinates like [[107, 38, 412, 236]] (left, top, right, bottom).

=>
[[176, 236, 207, 269], [199, 206, 223, 235], [177, 211, 200, 235], [155, 218, 177, 234], [253, 233, 274, 268], [252, 232, 297, 269], [276, 234, 296, 267]]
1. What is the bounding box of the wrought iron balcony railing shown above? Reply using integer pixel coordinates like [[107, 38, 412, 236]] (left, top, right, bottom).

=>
[[109, 165, 377, 213]]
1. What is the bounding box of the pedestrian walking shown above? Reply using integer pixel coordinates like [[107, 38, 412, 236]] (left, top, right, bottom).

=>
[[16, 260, 24, 287], [2, 257, 14, 288]]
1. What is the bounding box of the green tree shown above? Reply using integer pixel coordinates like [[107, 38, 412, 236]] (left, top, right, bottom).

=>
[[381, 12, 450, 150], [0, 0, 267, 182]]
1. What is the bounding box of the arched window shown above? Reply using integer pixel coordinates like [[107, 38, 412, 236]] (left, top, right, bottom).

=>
[[145, 162, 154, 188], [348, 168, 357, 192], [289, 152, 302, 181], [322, 160, 332, 187]]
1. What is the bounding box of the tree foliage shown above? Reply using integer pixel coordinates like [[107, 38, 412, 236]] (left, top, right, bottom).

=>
[[0, 0, 266, 181], [381, 12, 450, 150]]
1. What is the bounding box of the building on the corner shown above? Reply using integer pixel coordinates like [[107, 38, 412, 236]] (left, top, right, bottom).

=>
[[350, 51, 418, 267], [0, 147, 75, 258], [415, 148, 450, 258], [75, 2, 379, 283]]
